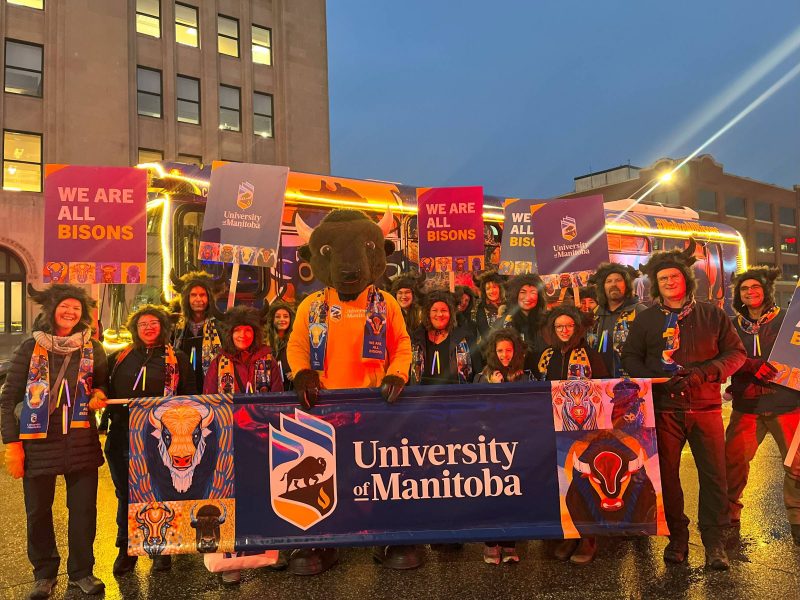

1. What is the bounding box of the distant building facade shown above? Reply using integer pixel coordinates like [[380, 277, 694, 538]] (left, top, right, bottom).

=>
[[0, 0, 330, 354], [562, 155, 800, 307]]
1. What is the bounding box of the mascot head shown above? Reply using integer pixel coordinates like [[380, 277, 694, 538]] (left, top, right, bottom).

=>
[[296, 209, 395, 300]]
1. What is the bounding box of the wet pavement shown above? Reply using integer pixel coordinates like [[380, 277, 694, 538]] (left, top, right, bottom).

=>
[[0, 405, 797, 600]]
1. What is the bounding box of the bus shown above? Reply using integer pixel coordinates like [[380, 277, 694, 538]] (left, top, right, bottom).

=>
[[99, 162, 746, 348]]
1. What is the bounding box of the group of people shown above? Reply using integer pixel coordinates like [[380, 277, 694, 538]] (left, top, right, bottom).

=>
[[1, 234, 799, 598]]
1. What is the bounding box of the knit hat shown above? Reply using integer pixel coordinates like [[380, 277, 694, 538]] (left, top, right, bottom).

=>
[[422, 290, 457, 332], [639, 239, 698, 301], [28, 283, 96, 334], [730, 266, 780, 315], [219, 306, 264, 354], [170, 270, 224, 319], [589, 263, 640, 306]]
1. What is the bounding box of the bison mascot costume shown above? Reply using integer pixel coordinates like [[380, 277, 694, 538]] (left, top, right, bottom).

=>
[[286, 208, 416, 574]]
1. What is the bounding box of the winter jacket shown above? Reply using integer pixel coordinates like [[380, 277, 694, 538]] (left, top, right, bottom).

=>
[[728, 309, 800, 414], [476, 300, 502, 343], [272, 336, 293, 391], [105, 345, 196, 447], [0, 337, 108, 477], [409, 326, 482, 385], [539, 340, 610, 381], [204, 344, 284, 394], [589, 297, 647, 377], [621, 301, 746, 412]]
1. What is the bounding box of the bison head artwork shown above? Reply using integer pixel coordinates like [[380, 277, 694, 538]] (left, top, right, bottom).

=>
[[295, 209, 395, 300], [553, 379, 602, 431], [149, 398, 215, 494], [135, 502, 175, 556], [606, 379, 649, 433], [189, 502, 227, 553]]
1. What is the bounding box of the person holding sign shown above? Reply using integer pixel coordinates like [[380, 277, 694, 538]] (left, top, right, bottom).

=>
[[0, 285, 108, 598], [498, 273, 549, 376], [622, 242, 746, 570], [724, 267, 800, 545], [102, 305, 196, 576]]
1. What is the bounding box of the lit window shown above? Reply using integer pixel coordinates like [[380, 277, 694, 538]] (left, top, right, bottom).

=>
[[219, 85, 240, 131], [137, 66, 162, 118], [136, 0, 160, 38], [254, 92, 273, 138], [177, 75, 200, 124], [218, 15, 239, 57], [8, 0, 43, 9], [4, 40, 43, 97], [3, 130, 42, 192], [755, 231, 774, 254], [782, 263, 799, 281], [177, 154, 202, 166], [176, 3, 199, 48], [252, 25, 272, 65], [779, 206, 797, 227], [781, 235, 798, 254], [725, 196, 746, 218], [137, 148, 163, 164]]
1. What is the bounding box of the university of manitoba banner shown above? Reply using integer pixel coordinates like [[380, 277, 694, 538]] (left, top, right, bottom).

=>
[[127, 381, 668, 556]]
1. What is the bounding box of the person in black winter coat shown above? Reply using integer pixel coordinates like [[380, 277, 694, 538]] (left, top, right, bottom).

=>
[[454, 284, 478, 340], [498, 273, 548, 376], [538, 305, 608, 382], [475, 270, 505, 344], [266, 301, 296, 390], [103, 305, 195, 576], [724, 267, 800, 545], [0, 285, 108, 598], [621, 241, 746, 570]]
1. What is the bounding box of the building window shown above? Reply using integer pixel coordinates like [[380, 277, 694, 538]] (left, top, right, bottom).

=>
[[779, 206, 797, 227], [177, 154, 202, 166], [697, 189, 716, 213], [781, 235, 798, 254], [2, 130, 42, 192], [218, 15, 239, 57], [176, 75, 200, 124], [0, 247, 26, 334], [252, 25, 272, 65], [725, 196, 746, 218], [136, 0, 160, 38], [219, 85, 240, 131], [8, 0, 43, 9], [782, 263, 799, 281], [137, 148, 163, 164], [4, 40, 43, 97], [754, 201, 771, 222], [175, 3, 199, 47], [137, 66, 162, 118], [254, 92, 273, 138], [755, 231, 775, 254], [652, 190, 679, 206]]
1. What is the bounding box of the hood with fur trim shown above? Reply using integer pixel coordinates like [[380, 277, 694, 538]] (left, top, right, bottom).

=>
[[389, 272, 425, 298], [482, 328, 526, 374], [504, 273, 547, 320], [590, 262, 640, 307], [639, 239, 698, 302], [477, 270, 506, 304], [126, 304, 174, 349], [422, 290, 457, 333], [28, 284, 96, 335], [543, 304, 592, 350], [219, 306, 265, 354], [170, 270, 224, 320], [731, 266, 780, 315]]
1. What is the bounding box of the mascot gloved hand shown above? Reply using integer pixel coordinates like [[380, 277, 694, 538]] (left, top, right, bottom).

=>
[[88, 389, 107, 411], [294, 369, 322, 409], [380, 375, 405, 404], [4, 441, 24, 479]]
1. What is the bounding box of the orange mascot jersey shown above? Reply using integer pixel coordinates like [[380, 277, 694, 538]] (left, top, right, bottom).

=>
[[287, 287, 412, 389]]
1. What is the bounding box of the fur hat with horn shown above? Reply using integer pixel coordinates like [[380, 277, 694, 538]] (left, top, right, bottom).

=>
[[639, 238, 698, 301], [730, 266, 781, 314], [28, 283, 97, 334], [170, 269, 224, 320], [589, 263, 640, 306], [218, 305, 265, 354]]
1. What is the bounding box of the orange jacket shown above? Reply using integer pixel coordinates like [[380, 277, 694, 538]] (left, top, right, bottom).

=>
[[287, 287, 411, 389]]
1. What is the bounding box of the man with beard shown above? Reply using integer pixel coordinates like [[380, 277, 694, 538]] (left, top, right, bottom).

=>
[[588, 263, 646, 377], [725, 267, 800, 545]]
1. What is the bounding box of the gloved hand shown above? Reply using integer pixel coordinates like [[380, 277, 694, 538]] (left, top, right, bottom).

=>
[[754, 360, 778, 384], [380, 375, 405, 404], [4, 441, 24, 479], [88, 389, 107, 411], [665, 367, 704, 393], [293, 369, 321, 409]]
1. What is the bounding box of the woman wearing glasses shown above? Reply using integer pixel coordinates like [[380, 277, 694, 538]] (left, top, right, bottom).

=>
[[103, 305, 195, 576], [538, 304, 608, 564]]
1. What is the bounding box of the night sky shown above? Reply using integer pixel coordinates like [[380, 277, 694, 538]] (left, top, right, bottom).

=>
[[327, 1, 800, 198]]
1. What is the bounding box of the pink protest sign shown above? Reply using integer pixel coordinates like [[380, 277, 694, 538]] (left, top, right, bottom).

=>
[[417, 186, 484, 272], [43, 165, 147, 284]]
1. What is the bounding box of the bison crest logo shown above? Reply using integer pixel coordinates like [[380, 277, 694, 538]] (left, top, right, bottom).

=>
[[561, 216, 577, 241], [269, 409, 336, 530], [237, 181, 255, 210]]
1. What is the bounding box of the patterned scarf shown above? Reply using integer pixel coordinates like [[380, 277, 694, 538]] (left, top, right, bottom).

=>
[[538, 346, 592, 380], [659, 300, 695, 372], [114, 344, 180, 396], [217, 352, 272, 394], [736, 305, 780, 357], [588, 306, 638, 377], [176, 317, 221, 375], [20, 330, 94, 440]]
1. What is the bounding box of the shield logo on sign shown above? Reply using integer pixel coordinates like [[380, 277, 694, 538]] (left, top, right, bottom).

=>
[[237, 181, 255, 210], [269, 410, 336, 530], [561, 216, 577, 241]]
